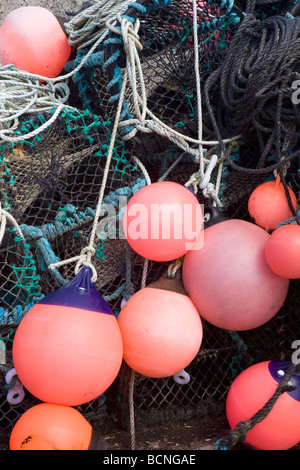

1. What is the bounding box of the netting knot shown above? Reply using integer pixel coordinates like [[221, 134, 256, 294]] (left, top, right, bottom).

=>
[[202, 182, 222, 206], [74, 246, 98, 282]]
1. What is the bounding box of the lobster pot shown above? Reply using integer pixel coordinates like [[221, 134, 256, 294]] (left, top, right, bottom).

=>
[[66, 0, 242, 161], [0, 105, 147, 432]]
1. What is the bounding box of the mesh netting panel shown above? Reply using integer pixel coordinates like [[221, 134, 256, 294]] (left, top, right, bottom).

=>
[[0, 107, 146, 298], [236, 0, 299, 18], [68, 0, 243, 157], [0, 106, 147, 432]]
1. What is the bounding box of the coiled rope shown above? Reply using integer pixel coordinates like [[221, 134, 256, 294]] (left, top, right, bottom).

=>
[[204, 13, 300, 176]]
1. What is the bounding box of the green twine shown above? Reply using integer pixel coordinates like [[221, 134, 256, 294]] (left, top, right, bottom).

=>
[[228, 330, 253, 378], [10, 241, 41, 300]]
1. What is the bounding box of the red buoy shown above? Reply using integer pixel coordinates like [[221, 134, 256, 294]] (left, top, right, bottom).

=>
[[226, 361, 300, 450], [10, 403, 105, 450], [123, 181, 203, 262], [182, 210, 289, 331], [117, 273, 203, 378], [0, 6, 71, 77], [265, 224, 300, 279], [248, 176, 297, 232], [12, 268, 123, 406]]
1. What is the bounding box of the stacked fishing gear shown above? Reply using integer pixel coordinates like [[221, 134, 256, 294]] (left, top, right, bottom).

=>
[[0, 0, 299, 451]]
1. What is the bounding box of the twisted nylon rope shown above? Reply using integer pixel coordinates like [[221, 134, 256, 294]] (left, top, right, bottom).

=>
[[48, 16, 153, 281], [204, 13, 300, 176], [0, 1, 134, 143], [65, 0, 134, 50], [0, 67, 70, 143], [0, 203, 24, 245], [49, 68, 129, 281], [106, 12, 241, 160], [192, 0, 205, 173]]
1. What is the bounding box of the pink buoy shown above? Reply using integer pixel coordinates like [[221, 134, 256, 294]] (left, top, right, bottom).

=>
[[12, 267, 123, 406], [0, 6, 71, 78], [248, 176, 297, 232], [123, 181, 203, 262], [182, 209, 290, 331], [117, 273, 203, 378], [265, 224, 300, 279], [226, 361, 300, 450]]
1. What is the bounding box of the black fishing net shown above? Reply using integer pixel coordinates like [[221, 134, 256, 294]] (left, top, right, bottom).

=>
[[237, 0, 299, 18], [0, 0, 299, 450]]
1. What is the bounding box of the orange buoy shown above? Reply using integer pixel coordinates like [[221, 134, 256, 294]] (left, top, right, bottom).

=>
[[117, 273, 203, 378], [265, 223, 300, 279], [0, 6, 71, 77], [12, 267, 123, 406], [123, 181, 203, 262], [248, 176, 297, 231], [182, 209, 289, 331], [226, 361, 300, 450], [10, 403, 107, 450]]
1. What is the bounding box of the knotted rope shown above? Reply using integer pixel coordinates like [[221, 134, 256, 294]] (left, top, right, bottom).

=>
[[65, 0, 134, 50]]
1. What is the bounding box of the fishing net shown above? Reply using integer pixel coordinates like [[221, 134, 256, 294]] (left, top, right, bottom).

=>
[[0, 104, 148, 433], [236, 0, 299, 18], [66, 0, 243, 157], [0, 0, 299, 450]]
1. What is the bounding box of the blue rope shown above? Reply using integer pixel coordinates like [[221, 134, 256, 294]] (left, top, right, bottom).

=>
[[19, 225, 66, 285], [65, 48, 105, 110], [214, 439, 229, 450], [0, 296, 43, 326], [277, 209, 300, 228], [152, 0, 174, 5], [18, 177, 146, 286], [128, 1, 147, 13]]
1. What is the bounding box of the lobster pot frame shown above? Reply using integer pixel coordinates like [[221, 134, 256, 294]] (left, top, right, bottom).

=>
[[0, 106, 147, 433]]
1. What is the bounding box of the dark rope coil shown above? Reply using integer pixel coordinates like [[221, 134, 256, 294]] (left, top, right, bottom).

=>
[[204, 13, 300, 179]]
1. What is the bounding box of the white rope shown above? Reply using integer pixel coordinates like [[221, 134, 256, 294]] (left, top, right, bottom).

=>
[[0, 203, 24, 245], [48, 18, 154, 283], [0, 1, 133, 143], [65, 0, 134, 50], [192, 0, 205, 173], [0, 104, 65, 143], [106, 14, 240, 161], [132, 155, 152, 186], [49, 68, 130, 282], [0, 26, 106, 143]]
